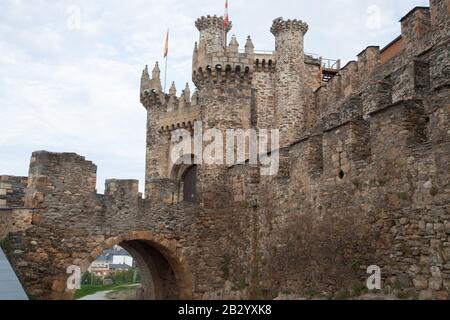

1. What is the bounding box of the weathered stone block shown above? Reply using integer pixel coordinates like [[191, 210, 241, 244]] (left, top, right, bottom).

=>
[[429, 278, 443, 291], [413, 276, 428, 290]]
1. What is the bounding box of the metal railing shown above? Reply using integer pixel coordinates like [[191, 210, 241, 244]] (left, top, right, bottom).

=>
[[238, 49, 274, 54], [235, 49, 340, 70], [253, 49, 274, 54], [321, 58, 340, 70]]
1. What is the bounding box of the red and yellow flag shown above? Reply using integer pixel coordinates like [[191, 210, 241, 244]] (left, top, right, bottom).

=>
[[163, 29, 169, 58], [224, 0, 229, 29]]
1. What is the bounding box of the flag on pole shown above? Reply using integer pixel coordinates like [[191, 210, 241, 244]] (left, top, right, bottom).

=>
[[163, 29, 169, 93], [163, 29, 169, 58], [224, 0, 229, 29]]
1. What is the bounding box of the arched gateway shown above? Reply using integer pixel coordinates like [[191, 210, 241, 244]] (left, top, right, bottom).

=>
[[2, 152, 198, 300], [69, 231, 193, 300]]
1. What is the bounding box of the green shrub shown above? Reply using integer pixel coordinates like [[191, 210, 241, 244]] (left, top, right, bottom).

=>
[[350, 259, 361, 272], [352, 282, 368, 297], [271, 288, 279, 299], [396, 291, 411, 300], [238, 277, 248, 290], [392, 279, 402, 291], [81, 272, 103, 286], [430, 186, 439, 197], [334, 289, 351, 300], [304, 288, 320, 299]]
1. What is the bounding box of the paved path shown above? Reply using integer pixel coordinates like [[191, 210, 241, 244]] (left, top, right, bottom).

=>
[[79, 290, 112, 300], [0, 248, 28, 300], [79, 284, 140, 300]]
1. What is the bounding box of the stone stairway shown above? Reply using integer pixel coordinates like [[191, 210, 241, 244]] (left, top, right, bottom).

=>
[[0, 247, 28, 300]]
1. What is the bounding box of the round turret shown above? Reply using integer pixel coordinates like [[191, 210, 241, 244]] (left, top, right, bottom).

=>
[[270, 18, 308, 36], [195, 15, 232, 33], [195, 15, 232, 53]]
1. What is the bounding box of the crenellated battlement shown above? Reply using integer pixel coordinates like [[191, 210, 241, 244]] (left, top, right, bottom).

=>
[[141, 75, 200, 133], [195, 15, 232, 57], [314, 46, 380, 119], [314, 4, 450, 124], [254, 53, 276, 72], [270, 17, 308, 36], [192, 63, 253, 88], [195, 15, 232, 33], [192, 33, 258, 88]]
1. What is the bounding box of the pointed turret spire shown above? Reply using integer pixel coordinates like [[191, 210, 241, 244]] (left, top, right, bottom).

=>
[[149, 62, 162, 91], [245, 36, 254, 54], [140, 65, 151, 93], [191, 90, 199, 106], [193, 42, 199, 67], [152, 62, 161, 80], [142, 64, 149, 77], [229, 34, 239, 52], [184, 83, 191, 103], [169, 81, 177, 96]]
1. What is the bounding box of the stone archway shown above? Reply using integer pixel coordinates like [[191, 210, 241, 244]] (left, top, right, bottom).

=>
[[170, 154, 198, 181], [170, 154, 198, 203], [60, 231, 193, 300]]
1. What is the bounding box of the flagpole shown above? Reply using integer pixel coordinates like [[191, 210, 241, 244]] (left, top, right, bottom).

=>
[[164, 55, 168, 94], [224, 0, 229, 51], [163, 29, 169, 94]]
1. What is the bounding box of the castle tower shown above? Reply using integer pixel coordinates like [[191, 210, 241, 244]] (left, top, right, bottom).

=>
[[192, 16, 253, 207], [271, 18, 309, 147], [195, 15, 232, 55], [140, 62, 171, 199]]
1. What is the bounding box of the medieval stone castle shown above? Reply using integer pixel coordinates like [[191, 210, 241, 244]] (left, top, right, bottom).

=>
[[0, 0, 449, 300]]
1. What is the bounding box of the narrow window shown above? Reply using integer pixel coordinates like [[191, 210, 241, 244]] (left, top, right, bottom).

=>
[[183, 165, 197, 203]]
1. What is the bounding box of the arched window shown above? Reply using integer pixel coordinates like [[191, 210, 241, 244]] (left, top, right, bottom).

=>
[[182, 165, 197, 203]]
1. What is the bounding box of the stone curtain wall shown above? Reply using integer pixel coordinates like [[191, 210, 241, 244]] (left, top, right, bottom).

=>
[[0, 176, 28, 208], [222, 4, 450, 299], [1, 2, 449, 300], [0, 175, 33, 245]]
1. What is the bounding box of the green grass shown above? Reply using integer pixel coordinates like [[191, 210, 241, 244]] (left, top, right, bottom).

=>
[[74, 283, 139, 300]]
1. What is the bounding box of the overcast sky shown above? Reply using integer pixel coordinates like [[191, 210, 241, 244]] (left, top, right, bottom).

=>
[[0, 0, 429, 193]]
